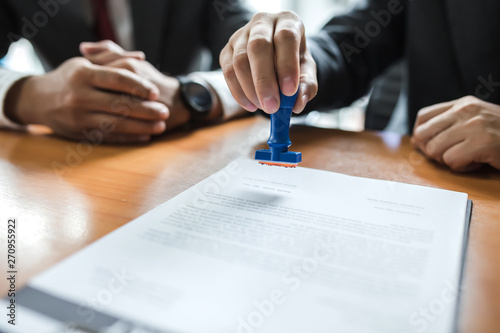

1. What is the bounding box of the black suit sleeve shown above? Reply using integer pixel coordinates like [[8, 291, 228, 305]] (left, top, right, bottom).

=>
[[0, 1, 20, 59], [204, 0, 254, 70], [305, 0, 406, 111]]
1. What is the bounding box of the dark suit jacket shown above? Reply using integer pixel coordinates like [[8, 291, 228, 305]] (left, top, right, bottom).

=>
[[0, 0, 252, 75], [307, 0, 500, 133]]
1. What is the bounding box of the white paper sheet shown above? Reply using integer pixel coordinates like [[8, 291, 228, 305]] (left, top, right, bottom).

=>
[[3, 159, 469, 333]]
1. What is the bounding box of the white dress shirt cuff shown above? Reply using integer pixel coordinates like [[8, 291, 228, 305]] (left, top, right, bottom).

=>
[[190, 71, 243, 120], [0, 69, 31, 130]]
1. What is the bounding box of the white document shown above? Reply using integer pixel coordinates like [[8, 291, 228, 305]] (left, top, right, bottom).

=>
[[3, 159, 470, 333]]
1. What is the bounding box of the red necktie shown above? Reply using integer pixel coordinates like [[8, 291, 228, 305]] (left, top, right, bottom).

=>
[[92, 0, 117, 42]]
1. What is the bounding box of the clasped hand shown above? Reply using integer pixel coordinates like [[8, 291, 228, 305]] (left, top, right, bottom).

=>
[[412, 96, 500, 171], [6, 40, 188, 143]]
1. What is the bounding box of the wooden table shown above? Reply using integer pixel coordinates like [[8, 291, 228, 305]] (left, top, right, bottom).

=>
[[1, 116, 499, 332]]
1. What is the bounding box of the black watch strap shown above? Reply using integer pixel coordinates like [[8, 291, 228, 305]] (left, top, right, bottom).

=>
[[176, 76, 213, 123]]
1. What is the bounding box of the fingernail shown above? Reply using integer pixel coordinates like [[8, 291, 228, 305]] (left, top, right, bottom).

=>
[[282, 77, 297, 95], [293, 95, 307, 114], [157, 105, 169, 118], [128, 51, 145, 59], [262, 96, 279, 113], [79, 42, 91, 53], [154, 121, 166, 133], [245, 102, 258, 112], [301, 94, 307, 107]]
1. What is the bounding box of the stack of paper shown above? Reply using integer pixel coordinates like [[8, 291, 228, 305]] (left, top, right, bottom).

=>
[[1, 159, 471, 333]]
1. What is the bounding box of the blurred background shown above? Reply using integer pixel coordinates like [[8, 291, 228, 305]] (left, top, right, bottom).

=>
[[0, 0, 365, 131]]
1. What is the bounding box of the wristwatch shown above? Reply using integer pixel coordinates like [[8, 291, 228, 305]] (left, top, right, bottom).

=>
[[176, 76, 213, 123]]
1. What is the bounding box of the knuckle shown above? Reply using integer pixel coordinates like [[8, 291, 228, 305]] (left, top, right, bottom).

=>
[[280, 10, 300, 20], [296, 19, 305, 34], [415, 112, 424, 124], [103, 71, 120, 86], [66, 57, 88, 67], [425, 142, 440, 160], [462, 103, 479, 114], [466, 114, 487, 128], [304, 51, 316, 66], [274, 27, 301, 44], [416, 106, 428, 117], [457, 95, 480, 113], [107, 69, 130, 86], [219, 46, 229, 63], [301, 77, 318, 98], [221, 63, 236, 79], [67, 61, 90, 81], [66, 110, 84, 132], [232, 51, 250, 71], [247, 36, 272, 54], [102, 39, 115, 49], [461, 95, 479, 104], [251, 12, 270, 23], [63, 91, 82, 108], [416, 106, 431, 122], [300, 76, 316, 88], [121, 58, 137, 69], [220, 47, 234, 70], [412, 128, 424, 142], [310, 81, 318, 98], [114, 68, 130, 78], [228, 27, 245, 44]]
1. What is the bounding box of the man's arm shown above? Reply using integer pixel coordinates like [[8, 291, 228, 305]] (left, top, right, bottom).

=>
[[0, 69, 30, 129], [0, 1, 30, 129], [0, 4, 168, 143], [5, 57, 168, 143], [80, 40, 223, 130], [197, 0, 254, 120], [220, 0, 406, 114], [79, 2, 254, 130], [306, 0, 405, 111], [205, 0, 254, 70]]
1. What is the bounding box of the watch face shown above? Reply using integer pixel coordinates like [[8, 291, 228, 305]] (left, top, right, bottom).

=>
[[185, 82, 212, 114]]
